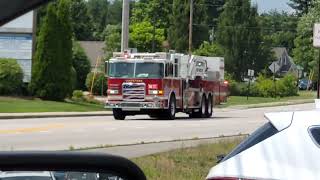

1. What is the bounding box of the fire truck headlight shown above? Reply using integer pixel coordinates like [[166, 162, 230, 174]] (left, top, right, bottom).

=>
[[149, 90, 163, 95], [108, 89, 119, 95]]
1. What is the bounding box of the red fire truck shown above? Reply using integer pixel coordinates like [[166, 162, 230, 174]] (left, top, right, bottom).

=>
[[105, 52, 228, 120]]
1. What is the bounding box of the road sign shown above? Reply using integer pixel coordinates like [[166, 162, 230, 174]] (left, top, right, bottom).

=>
[[248, 69, 254, 77], [314, 23, 320, 48], [269, 62, 280, 73]]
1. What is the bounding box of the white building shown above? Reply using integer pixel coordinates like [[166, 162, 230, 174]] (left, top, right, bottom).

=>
[[0, 11, 34, 82]]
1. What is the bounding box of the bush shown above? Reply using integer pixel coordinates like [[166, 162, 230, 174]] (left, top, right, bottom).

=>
[[229, 73, 298, 98], [0, 59, 23, 95], [85, 72, 107, 95], [72, 41, 91, 90], [276, 74, 298, 97], [72, 90, 84, 101], [255, 75, 275, 97]]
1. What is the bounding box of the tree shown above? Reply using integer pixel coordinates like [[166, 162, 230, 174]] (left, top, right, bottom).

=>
[[259, 11, 298, 55], [30, 0, 73, 101], [131, 0, 173, 38], [130, 21, 165, 52], [70, 0, 94, 40], [217, 0, 271, 81], [103, 24, 121, 59], [193, 41, 224, 56], [288, 0, 314, 16], [87, 0, 109, 39], [72, 41, 91, 90], [293, 0, 320, 78], [168, 0, 208, 53]]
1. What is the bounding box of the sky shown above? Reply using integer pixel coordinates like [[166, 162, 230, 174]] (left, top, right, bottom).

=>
[[253, 0, 294, 14]]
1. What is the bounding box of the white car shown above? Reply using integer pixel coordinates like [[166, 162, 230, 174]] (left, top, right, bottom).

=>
[[0, 171, 56, 180], [207, 109, 320, 180]]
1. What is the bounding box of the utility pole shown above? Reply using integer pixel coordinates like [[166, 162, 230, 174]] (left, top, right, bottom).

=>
[[188, 0, 193, 55], [121, 0, 129, 52]]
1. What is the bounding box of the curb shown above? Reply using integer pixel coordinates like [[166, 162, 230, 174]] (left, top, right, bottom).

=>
[[218, 99, 314, 110], [0, 111, 113, 120], [73, 134, 248, 151]]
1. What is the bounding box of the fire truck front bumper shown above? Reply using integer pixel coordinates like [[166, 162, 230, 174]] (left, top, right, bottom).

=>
[[105, 101, 165, 110]]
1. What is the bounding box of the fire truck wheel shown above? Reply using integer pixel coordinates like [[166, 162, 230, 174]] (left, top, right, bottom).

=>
[[113, 109, 126, 120], [189, 96, 206, 118], [206, 96, 213, 118], [166, 95, 176, 120], [200, 96, 207, 118]]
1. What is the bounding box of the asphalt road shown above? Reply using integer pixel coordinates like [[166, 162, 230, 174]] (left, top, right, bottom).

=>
[[0, 103, 314, 151]]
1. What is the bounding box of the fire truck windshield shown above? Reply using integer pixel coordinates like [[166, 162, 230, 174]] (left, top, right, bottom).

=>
[[109, 62, 164, 78]]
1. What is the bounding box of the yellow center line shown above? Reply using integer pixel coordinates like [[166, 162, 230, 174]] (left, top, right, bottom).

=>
[[0, 124, 65, 134]]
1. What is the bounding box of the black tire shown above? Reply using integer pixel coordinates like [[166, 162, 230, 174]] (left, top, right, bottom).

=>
[[165, 95, 176, 120], [189, 96, 206, 118], [113, 109, 126, 120], [206, 96, 213, 118]]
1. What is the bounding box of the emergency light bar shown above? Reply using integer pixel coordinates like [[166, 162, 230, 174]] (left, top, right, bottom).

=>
[[112, 52, 170, 60]]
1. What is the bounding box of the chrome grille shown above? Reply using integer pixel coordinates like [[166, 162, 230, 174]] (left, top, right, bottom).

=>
[[122, 83, 145, 101]]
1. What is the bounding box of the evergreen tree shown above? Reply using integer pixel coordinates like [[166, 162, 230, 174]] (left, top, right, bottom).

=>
[[30, 0, 73, 101], [217, 0, 270, 81], [168, 0, 207, 53]]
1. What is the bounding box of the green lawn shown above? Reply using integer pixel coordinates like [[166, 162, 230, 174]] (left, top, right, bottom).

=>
[[219, 91, 316, 107], [0, 97, 105, 113], [133, 138, 242, 180]]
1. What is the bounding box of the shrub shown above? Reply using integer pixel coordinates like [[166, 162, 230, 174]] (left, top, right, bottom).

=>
[[255, 75, 275, 97], [72, 41, 91, 90], [0, 59, 23, 95], [276, 74, 298, 97], [85, 72, 107, 95], [72, 90, 84, 101]]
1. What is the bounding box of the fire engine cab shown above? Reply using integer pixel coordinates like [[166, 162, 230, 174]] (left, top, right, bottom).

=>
[[105, 51, 228, 120]]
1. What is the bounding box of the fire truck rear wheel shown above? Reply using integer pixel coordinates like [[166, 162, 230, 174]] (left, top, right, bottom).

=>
[[113, 109, 126, 120], [206, 96, 213, 118], [189, 96, 207, 118], [166, 95, 176, 120]]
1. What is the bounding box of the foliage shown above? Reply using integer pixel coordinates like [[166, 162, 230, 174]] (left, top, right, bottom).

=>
[[103, 24, 121, 59], [276, 74, 298, 97], [30, 0, 73, 101], [72, 90, 84, 101], [288, 0, 314, 16], [193, 42, 224, 56], [217, 0, 271, 81], [0, 59, 23, 95], [130, 21, 165, 52], [87, 0, 109, 39], [69, 0, 94, 40], [229, 73, 298, 98], [259, 11, 298, 55], [72, 41, 91, 90], [255, 74, 298, 97], [85, 72, 107, 95], [131, 0, 172, 38], [293, 0, 320, 78], [168, 0, 208, 52], [87, 0, 122, 40]]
